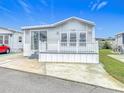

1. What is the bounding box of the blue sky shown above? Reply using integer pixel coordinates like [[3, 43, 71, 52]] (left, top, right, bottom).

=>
[[0, 0, 124, 38]]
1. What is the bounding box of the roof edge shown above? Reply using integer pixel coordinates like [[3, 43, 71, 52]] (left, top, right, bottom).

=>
[[22, 16, 95, 30], [0, 27, 22, 33]]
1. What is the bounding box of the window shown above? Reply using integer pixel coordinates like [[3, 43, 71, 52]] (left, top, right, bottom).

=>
[[70, 33, 76, 46], [4, 35, 9, 44], [19, 36, 22, 42], [79, 33, 86, 46], [61, 33, 67, 46], [80, 33, 86, 42], [0, 36, 3, 44], [31, 32, 39, 50], [40, 31, 47, 42], [61, 33, 67, 42], [123, 34, 124, 44], [70, 33, 76, 42]]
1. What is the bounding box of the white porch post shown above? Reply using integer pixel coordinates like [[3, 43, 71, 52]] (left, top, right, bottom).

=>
[[92, 27, 95, 42], [57, 40, 60, 53], [76, 42, 78, 53], [23, 30, 31, 56], [39, 40, 41, 52], [76, 34, 79, 53]]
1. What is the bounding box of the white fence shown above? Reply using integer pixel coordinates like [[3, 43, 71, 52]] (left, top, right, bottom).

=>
[[39, 53, 99, 63], [39, 41, 99, 54]]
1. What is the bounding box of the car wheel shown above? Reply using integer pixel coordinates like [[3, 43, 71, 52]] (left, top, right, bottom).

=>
[[6, 49, 10, 54]]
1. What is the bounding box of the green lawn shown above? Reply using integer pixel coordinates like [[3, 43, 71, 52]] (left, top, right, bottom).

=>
[[100, 49, 124, 83]]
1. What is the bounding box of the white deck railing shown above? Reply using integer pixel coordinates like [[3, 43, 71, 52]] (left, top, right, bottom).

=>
[[39, 41, 99, 54]]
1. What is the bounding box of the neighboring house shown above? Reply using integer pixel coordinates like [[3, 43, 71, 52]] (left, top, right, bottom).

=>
[[96, 37, 115, 49], [114, 32, 124, 53], [0, 27, 23, 52], [22, 17, 99, 63]]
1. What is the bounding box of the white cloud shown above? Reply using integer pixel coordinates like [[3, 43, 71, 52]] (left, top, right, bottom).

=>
[[18, 0, 31, 13], [91, 3, 98, 11], [89, 0, 108, 11], [97, 1, 108, 10]]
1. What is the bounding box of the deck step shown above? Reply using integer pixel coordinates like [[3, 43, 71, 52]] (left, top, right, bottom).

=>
[[29, 52, 39, 59]]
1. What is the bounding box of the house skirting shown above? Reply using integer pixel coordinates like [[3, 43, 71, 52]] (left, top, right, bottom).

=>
[[39, 53, 99, 63]]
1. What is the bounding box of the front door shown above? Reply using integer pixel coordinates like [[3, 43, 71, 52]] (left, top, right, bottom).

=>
[[31, 31, 47, 51]]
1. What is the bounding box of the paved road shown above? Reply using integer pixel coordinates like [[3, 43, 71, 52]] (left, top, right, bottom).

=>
[[0, 67, 123, 93]]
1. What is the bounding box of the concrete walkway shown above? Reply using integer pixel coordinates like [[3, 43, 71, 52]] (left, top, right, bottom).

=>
[[0, 53, 124, 91], [109, 54, 124, 63], [0, 67, 123, 93]]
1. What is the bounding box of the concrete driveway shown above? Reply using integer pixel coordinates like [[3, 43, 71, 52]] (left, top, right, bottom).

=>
[[0, 53, 124, 91], [0, 67, 123, 93]]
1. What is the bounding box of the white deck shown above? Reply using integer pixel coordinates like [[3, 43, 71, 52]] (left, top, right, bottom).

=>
[[39, 42, 99, 63]]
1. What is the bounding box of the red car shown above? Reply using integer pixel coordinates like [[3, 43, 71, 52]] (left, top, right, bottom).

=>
[[0, 44, 10, 54]]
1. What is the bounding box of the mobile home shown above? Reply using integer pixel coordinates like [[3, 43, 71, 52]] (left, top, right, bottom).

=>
[[22, 17, 99, 63], [0, 27, 23, 52], [114, 32, 124, 53]]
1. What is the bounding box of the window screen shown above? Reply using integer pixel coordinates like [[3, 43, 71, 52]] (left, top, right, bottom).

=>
[[80, 33, 86, 42], [40, 31, 47, 42], [70, 33, 76, 46], [79, 33, 86, 46], [61, 33, 67, 42], [70, 33, 76, 42]]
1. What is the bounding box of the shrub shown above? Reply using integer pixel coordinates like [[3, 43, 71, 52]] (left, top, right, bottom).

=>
[[102, 41, 111, 49]]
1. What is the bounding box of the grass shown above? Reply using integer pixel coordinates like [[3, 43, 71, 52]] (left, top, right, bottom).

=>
[[100, 49, 124, 83]]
